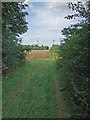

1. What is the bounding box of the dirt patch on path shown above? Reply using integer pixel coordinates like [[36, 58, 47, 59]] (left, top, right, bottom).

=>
[[53, 72, 68, 118]]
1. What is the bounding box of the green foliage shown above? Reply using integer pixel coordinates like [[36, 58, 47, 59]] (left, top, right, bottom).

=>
[[50, 45, 59, 54], [2, 2, 28, 72], [22, 45, 49, 51], [57, 1, 89, 118], [2, 2, 28, 36], [65, 1, 90, 23]]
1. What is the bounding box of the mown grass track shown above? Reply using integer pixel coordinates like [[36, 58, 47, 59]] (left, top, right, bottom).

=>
[[2, 60, 57, 118]]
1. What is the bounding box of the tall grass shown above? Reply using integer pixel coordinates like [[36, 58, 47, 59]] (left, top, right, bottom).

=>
[[2, 60, 56, 118]]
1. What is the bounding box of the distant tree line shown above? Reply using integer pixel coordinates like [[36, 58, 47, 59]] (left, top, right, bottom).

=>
[[21, 45, 49, 51], [57, 1, 89, 118]]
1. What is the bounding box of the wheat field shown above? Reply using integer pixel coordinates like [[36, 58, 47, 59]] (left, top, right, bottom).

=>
[[25, 50, 51, 60]]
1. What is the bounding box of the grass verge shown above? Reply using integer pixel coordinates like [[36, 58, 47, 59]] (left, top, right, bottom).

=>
[[2, 60, 56, 118], [55, 65, 74, 118]]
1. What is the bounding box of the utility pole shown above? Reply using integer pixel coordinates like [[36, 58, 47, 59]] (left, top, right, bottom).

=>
[[59, 38, 61, 45], [53, 40, 55, 45], [37, 40, 39, 45]]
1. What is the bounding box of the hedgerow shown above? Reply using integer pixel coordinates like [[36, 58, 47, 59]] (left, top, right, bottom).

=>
[[2, 2, 28, 73], [57, 1, 89, 118]]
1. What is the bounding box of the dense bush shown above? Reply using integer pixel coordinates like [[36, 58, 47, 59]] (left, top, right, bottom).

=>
[[2, 2, 28, 73], [50, 45, 59, 55], [57, 1, 89, 118]]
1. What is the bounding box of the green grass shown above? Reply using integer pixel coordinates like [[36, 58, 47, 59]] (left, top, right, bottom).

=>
[[55, 66, 74, 118], [46, 54, 56, 61], [2, 59, 74, 118], [2, 60, 57, 118]]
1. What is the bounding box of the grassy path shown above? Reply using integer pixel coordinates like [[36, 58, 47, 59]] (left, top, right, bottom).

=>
[[53, 72, 67, 118], [2, 60, 68, 118]]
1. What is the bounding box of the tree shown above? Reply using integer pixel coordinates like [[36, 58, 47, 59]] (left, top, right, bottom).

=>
[[2, 2, 28, 72], [65, 1, 90, 23], [50, 45, 59, 54], [57, 1, 89, 118]]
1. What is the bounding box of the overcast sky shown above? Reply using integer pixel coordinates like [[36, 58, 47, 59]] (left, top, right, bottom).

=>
[[21, 0, 81, 47]]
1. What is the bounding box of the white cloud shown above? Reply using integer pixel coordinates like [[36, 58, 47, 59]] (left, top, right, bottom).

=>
[[24, 0, 29, 4], [22, 1, 80, 47], [30, 2, 78, 28]]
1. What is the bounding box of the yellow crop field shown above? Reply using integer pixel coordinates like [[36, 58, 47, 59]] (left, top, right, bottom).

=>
[[25, 50, 51, 60]]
